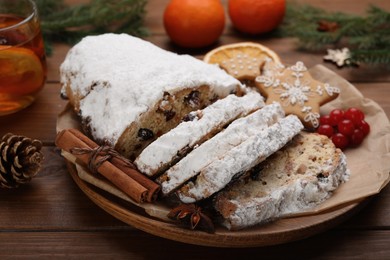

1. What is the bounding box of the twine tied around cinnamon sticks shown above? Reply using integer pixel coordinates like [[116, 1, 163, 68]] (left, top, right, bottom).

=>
[[70, 145, 133, 175], [55, 129, 160, 203]]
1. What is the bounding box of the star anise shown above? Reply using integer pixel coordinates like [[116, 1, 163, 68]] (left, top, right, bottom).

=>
[[167, 203, 215, 233]]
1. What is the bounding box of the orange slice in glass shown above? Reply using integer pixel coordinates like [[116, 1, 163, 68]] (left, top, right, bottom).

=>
[[0, 46, 44, 95], [203, 42, 281, 83]]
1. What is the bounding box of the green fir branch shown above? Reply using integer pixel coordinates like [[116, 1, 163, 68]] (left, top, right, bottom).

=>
[[35, 0, 148, 55], [351, 49, 390, 64], [35, 0, 66, 17], [276, 3, 390, 65]]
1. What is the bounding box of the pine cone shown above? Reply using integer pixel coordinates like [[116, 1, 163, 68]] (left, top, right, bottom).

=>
[[0, 133, 43, 188]]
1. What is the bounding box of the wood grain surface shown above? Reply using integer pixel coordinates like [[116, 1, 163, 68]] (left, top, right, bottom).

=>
[[0, 0, 389, 258]]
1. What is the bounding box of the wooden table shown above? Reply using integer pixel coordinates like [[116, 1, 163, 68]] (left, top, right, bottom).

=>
[[1, 0, 390, 258]]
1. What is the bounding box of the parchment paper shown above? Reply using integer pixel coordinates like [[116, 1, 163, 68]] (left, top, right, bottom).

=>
[[57, 64, 390, 219], [305, 65, 390, 214]]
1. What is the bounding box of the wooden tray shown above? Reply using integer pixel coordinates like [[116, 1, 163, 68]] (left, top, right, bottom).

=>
[[58, 64, 390, 247], [65, 160, 365, 247]]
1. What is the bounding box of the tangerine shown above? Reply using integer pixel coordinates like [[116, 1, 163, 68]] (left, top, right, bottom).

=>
[[163, 0, 225, 48], [228, 0, 286, 35]]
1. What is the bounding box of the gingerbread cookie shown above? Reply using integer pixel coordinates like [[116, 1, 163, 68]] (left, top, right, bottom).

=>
[[219, 52, 268, 81], [255, 60, 340, 129]]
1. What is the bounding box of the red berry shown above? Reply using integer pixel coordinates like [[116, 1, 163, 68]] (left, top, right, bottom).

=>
[[319, 115, 332, 125], [318, 107, 370, 150], [317, 124, 334, 138], [350, 128, 365, 146], [332, 133, 349, 150], [338, 119, 355, 137], [344, 107, 365, 126], [329, 109, 345, 126], [358, 120, 370, 136]]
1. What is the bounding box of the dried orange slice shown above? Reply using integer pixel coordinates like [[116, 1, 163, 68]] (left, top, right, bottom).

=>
[[0, 46, 44, 95], [203, 42, 281, 83]]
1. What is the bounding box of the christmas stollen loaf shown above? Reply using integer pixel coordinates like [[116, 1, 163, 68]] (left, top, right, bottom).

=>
[[134, 91, 265, 177], [214, 132, 350, 230], [60, 33, 243, 160]]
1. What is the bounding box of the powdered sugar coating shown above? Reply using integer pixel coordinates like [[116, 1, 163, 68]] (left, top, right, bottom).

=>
[[177, 115, 304, 203], [60, 33, 241, 145], [135, 92, 265, 177], [157, 102, 286, 195]]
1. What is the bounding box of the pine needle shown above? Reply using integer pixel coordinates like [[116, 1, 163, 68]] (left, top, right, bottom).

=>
[[35, 0, 148, 55]]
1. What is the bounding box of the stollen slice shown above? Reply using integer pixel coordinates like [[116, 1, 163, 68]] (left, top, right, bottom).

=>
[[214, 132, 350, 230]]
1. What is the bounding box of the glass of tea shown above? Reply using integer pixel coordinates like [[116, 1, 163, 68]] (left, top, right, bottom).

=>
[[0, 0, 46, 116]]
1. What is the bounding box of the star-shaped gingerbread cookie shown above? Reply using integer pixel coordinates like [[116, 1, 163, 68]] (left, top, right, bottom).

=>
[[219, 51, 268, 81], [255, 60, 340, 129]]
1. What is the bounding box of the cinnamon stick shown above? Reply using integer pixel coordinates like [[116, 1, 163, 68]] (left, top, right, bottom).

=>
[[56, 129, 158, 203], [68, 129, 160, 202]]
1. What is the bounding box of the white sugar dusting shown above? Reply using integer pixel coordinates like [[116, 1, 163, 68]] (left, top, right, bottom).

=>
[[60, 33, 241, 145], [222, 153, 349, 230]]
